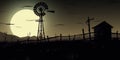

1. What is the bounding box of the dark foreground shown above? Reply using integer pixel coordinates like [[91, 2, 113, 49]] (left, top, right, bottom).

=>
[[0, 40, 120, 60]]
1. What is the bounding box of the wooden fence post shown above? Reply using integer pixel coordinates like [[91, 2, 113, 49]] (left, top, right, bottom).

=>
[[47, 36, 49, 42], [27, 32, 31, 43], [3, 33, 7, 42], [82, 29, 86, 40], [73, 35, 76, 40], [68, 34, 71, 40], [116, 31, 119, 40], [60, 34, 62, 41]]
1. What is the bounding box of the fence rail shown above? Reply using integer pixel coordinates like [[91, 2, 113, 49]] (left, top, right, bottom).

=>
[[47, 33, 120, 41], [1, 32, 120, 43]]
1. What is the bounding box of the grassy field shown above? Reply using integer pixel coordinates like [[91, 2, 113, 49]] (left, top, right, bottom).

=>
[[0, 40, 120, 60]]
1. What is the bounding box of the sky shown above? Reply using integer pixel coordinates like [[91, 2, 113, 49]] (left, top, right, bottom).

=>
[[0, 0, 120, 37]]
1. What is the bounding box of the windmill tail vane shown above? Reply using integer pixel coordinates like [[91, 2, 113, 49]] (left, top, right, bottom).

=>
[[47, 10, 55, 13]]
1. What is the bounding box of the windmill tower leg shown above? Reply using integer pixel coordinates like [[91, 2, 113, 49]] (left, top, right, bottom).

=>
[[37, 14, 46, 40], [37, 21, 40, 40]]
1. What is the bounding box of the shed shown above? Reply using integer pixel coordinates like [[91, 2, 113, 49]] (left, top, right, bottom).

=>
[[93, 21, 113, 40]]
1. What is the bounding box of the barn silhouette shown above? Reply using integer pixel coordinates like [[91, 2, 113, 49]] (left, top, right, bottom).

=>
[[93, 21, 113, 40]]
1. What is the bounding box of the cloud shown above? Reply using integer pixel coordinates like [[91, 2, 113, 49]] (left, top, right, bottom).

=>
[[23, 5, 33, 8], [0, 22, 14, 25], [55, 24, 65, 26]]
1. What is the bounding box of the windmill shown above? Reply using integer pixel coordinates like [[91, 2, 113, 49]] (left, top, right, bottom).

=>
[[33, 2, 55, 40]]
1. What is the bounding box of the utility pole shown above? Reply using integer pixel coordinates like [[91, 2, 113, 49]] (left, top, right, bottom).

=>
[[86, 17, 94, 40]]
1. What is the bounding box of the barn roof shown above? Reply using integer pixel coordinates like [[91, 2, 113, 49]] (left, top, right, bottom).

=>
[[93, 21, 113, 28]]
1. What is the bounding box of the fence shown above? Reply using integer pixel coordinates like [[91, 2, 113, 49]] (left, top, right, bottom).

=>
[[48, 32, 120, 41], [48, 32, 94, 41], [1, 32, 120, 43]]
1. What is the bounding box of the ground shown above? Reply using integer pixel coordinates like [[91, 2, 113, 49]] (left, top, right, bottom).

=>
[[0, 40, 120, 60]]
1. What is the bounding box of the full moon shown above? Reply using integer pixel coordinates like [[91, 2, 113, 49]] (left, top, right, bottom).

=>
[[10, 9, 39, 37]]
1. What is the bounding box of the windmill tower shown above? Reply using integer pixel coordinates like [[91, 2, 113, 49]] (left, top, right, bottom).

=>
[[33, 2, 55, 40]]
